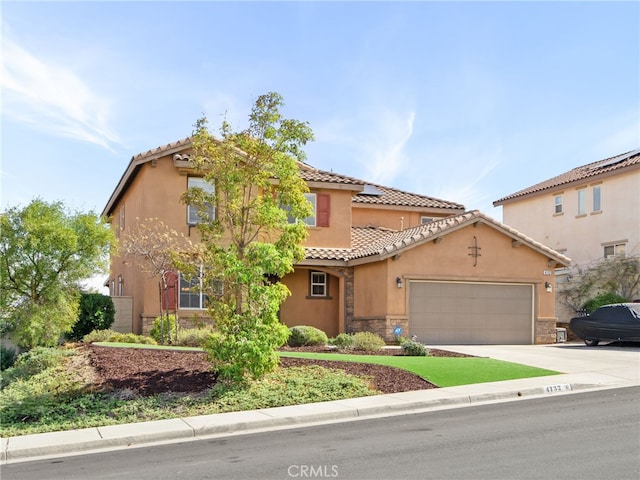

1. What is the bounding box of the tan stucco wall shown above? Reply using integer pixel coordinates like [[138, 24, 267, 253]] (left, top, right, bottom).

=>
[[352, 206, 452, 230], [280, 268, 340, 337], [304, 188, 352, 248], [108, 155, 208, 333], [501, 168, 640, 266], [350, 223, 558, 343]]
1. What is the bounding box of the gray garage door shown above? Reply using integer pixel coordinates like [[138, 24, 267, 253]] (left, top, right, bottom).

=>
[[409, 281, 533, 344]]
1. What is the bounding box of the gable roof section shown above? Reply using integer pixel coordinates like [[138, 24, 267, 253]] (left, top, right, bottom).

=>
[[103, 137, 464, 217], [103, 137, 193, 216], [301, 210, 571, 267], [494, 149, 640, 206]]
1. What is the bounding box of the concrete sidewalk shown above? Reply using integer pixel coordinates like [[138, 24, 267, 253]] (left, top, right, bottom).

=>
[[2, 343, 638, 464]]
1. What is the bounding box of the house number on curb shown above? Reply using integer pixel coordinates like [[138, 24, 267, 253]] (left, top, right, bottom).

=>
[[543, 384, 572, 394]]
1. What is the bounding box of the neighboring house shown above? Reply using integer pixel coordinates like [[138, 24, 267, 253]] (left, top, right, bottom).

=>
[[493, 149, 640, 322], [103, 138, 570, 344]]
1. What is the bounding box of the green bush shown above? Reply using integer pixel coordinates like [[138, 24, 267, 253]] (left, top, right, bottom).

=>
[[174, 327, 215, 347], [0, 347, 73, 388], [352, 331, 385, 351], [68, 293, 115, 341], [401, 341, 429, 356], [0, 344, 18, 371], [149, 314, 178, 344], [287, 326, 329, 347], [82, 329, 119, 343], [329, 333, 355, 350], [110, 333, 157, 345], [82, 329, 157, 345], [583, 292, 627, 313]]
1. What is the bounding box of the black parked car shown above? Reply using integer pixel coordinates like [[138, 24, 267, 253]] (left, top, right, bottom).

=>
[[569, 303, 640, 346]]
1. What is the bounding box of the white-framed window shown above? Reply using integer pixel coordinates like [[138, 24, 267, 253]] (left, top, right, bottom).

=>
[[554, 195, 563, 214], [110, 279, 115, 296], [298, 193, 317, 227], [420, 216, 434, 225], [577, 189, 586, 215], [285, 192, 331, 227], [187, 177, 215, 225], [179, 268, 209, 309], [309, 271, 327, 297], [604, 242, 626, 259], [592, 185, 601, 212], [117, 275, 123, 296]]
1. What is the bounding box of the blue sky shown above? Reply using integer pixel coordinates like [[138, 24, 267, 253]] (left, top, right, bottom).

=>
[[2, 0, 639, 222]]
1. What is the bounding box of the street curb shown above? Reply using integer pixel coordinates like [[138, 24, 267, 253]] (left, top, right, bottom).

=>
[[3, 380, 629, 464]]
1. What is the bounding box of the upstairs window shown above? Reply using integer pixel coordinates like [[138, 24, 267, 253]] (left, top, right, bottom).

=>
[[187, 177, 215, 225], [286, 193, 330, 227], [421, 216, 434, 225], [554, 195, 563, 214], [577, 189, 586, 216], [592, 185, 601, 212]]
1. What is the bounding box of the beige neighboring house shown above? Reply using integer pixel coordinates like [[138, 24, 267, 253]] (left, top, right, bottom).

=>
[[494, 149, 640, 322], [103, 138, 570, 344]]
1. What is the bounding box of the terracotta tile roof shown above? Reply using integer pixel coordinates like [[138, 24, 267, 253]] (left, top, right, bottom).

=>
[[353, 182, 464, 210], [494, 149, 640, 205], [105, 137, 464, 216], [303, 247, 353, 262], [132, 137, 193, 161], [299, 168, 365, 187], [302, 211, 570, 266]]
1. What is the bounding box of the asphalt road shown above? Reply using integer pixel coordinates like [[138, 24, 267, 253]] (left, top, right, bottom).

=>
[[4, 387, 639, 480]]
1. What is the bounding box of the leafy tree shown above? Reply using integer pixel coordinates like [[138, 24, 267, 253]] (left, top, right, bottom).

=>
[[119, 218, 202, 343], [558, 254, 640, 313], [184, 92, 314, 383], [0, 199, 114, 348], [68, 293, 116, 341]]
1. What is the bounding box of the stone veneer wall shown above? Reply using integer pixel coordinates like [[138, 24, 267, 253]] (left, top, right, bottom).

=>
[[535, 317, 558, 344], [349, 316, 410, 343]]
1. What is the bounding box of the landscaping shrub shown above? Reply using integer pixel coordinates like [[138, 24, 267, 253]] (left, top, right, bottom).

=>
[[174, 327, 215, 347], [82, 329, 157, 345], [401, 341, 429, 356], [0, 347, 73, 388], [582, 292, 627, 314], [82, 329, 120, 343], [352, 331, 385, 351], [287, 326, 328, 347], [0, 344, 18, 371], [110, 333, 157, 345], [68, 293, 115, 341], [329, 333, 355, 350], [149, 314, 178, 344]]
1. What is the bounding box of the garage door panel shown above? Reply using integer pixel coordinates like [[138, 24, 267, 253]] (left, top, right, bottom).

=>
[[409, 281, 533, 345]]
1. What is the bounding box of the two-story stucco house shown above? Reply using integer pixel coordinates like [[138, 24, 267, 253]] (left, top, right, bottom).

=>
[[493, 149, 640, 322], [103, 138, 570, 344]]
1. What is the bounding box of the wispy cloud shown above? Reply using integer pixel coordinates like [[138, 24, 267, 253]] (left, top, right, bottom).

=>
[[1, 34, 119, 150], [363, 110, 416, 185]]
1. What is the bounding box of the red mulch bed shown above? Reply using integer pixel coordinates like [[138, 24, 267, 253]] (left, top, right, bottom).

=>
[[84, 344, 472, 397]]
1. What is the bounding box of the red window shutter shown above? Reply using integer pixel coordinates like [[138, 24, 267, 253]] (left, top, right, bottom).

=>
[[161, 271, 178, 311], [316, 194, 330, 227]]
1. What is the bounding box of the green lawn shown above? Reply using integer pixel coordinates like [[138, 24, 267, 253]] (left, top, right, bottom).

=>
[[278, 351, 561, 387], [93, 343, 561, 387]]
